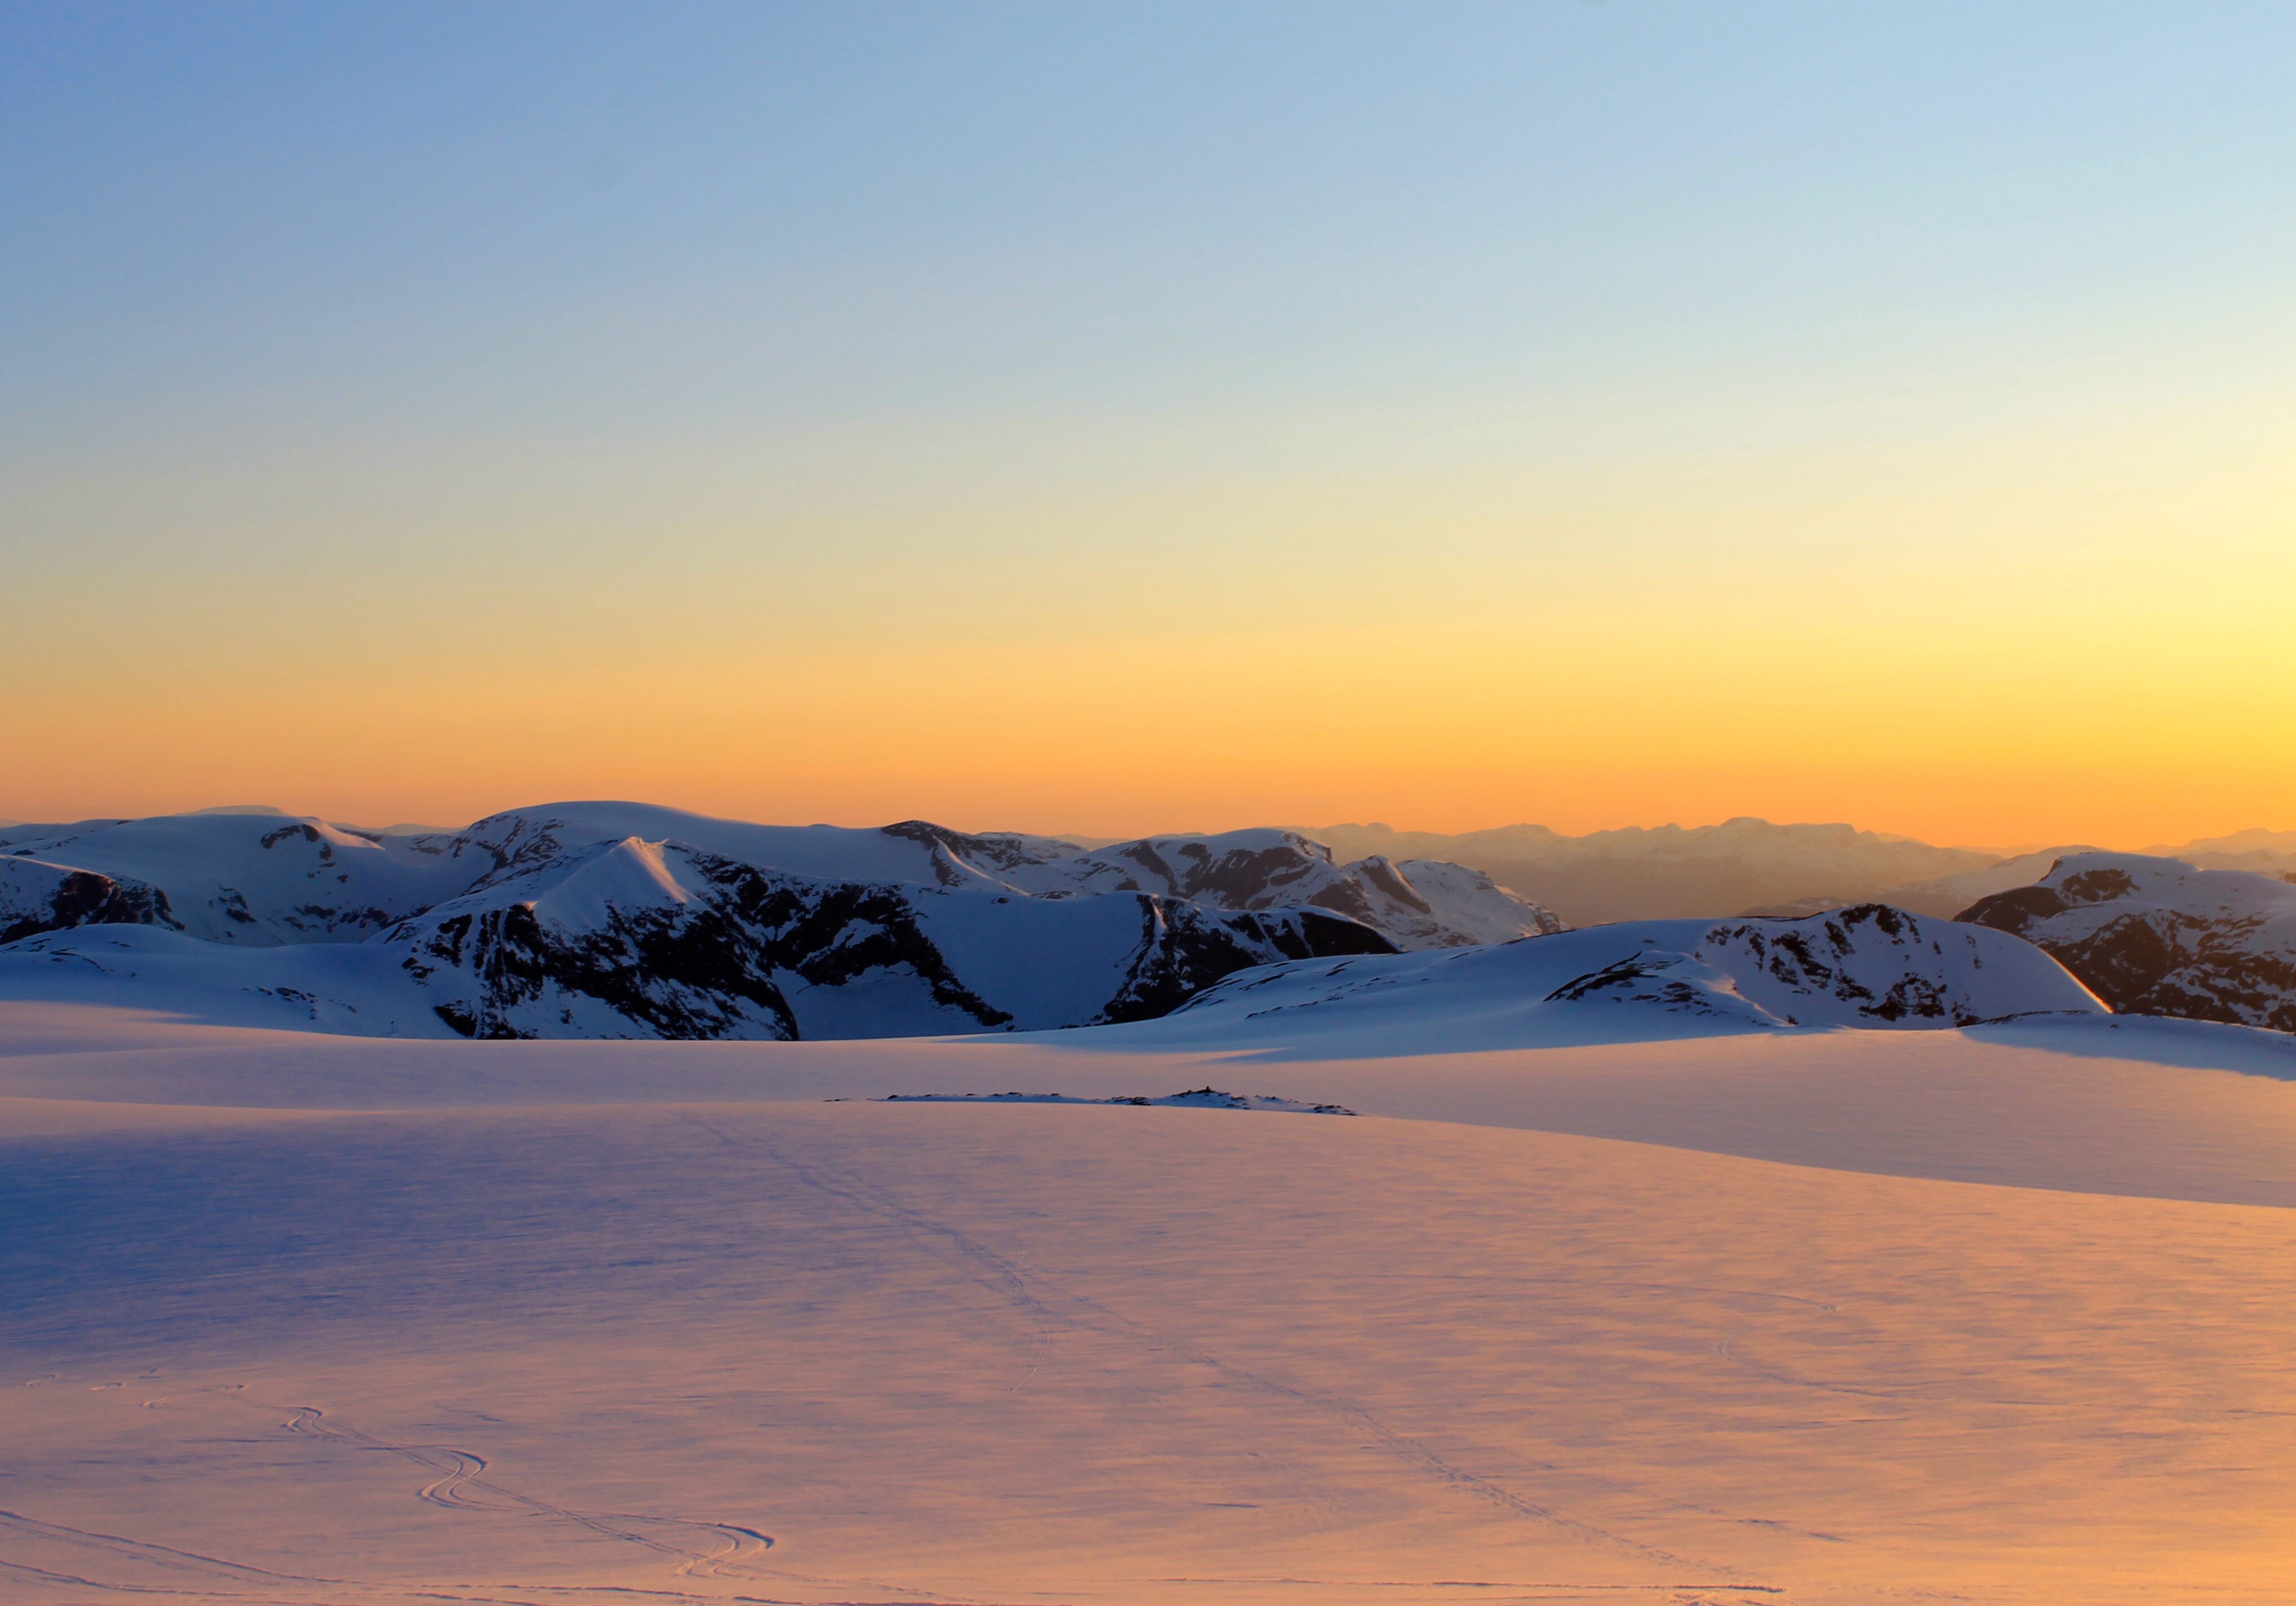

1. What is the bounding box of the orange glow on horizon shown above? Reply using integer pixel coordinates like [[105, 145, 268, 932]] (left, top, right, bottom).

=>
[[10, 332, 2290, 851]]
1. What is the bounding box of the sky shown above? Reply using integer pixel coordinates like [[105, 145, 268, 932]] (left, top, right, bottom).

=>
[[4, 2, 2292, 847]]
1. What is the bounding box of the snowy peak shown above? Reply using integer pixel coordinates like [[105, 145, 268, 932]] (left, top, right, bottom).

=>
[[475, 836, 705, 936], [1959, 853, 2296, 1031]]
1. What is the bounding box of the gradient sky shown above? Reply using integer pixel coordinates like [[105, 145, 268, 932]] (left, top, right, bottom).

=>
[[5, 2, 2292, 845]]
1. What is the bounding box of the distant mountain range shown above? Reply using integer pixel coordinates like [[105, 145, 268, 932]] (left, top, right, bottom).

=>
[[0, 804, 1556, 1040], [1304, 819, 2296, 925]]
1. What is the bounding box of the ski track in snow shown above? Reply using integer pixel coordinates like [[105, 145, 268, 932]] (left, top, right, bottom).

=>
[[278, 1404, 778, 1578], [0, 1506, 333, 1591], [0, 1389, 824, 1604]]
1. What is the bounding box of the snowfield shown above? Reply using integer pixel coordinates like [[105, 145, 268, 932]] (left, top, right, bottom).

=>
[[3, 995, 2295, 1605]]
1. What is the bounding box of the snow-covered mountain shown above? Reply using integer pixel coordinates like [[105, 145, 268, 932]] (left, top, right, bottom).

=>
[[391, 834, 1403, 1039], [1958, 854, 2296, 1032], [0, 814, 470, 943], [1128, 903, 2106, 1054], [0, 807, 1551, 952], [0, 804, 1560, 1040], [1881, 836, 2296, 919], [15, 802, 2171, 1045], [2, 838, 1391, 1040]]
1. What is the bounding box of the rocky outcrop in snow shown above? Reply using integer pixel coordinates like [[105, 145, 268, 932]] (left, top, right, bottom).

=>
[[1959, 854, 2296, 1032], [0, 856, 179, 945]]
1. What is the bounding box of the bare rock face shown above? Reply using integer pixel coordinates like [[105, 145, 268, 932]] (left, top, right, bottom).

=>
[[1959, 854, 2296, 1033]]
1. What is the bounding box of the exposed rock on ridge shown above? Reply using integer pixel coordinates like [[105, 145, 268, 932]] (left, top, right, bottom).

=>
[[1959, 854, 2296, 1032]]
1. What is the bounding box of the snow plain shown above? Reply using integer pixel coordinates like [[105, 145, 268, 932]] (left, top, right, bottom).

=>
[[6, 999, 2295, 1605]]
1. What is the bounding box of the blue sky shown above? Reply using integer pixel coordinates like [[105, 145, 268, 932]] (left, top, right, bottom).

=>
[[5, 3, 2293, 839], [11, 3, 2289, 451]]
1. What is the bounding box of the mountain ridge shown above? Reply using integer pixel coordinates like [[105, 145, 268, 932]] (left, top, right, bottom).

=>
[[0, 804, 1556, 1041]]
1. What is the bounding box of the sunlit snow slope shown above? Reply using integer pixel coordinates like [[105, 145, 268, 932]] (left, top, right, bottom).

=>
[[1131, 902, 2104, 1053]]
